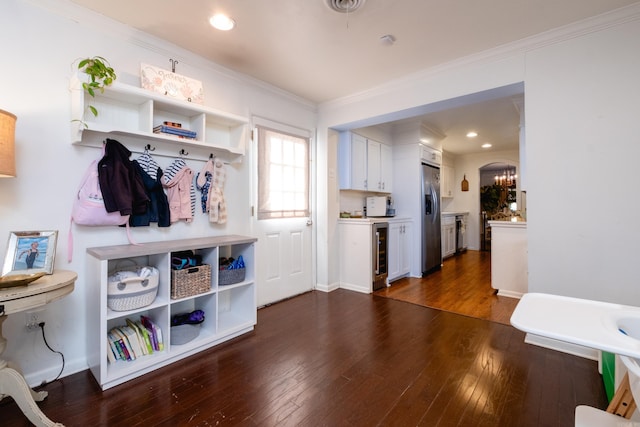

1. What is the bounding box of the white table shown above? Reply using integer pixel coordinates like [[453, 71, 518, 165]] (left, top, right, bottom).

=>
[[511, 292, 640, 358], [0, 270, 76, 427]]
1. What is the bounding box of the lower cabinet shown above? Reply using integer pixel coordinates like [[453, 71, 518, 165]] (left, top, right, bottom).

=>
[[389, 220, 412, 282], [442, 216, 456, 258], [339, 221, 375, 293], [461, 213, 469, 249], [86, 235, 257, 390]]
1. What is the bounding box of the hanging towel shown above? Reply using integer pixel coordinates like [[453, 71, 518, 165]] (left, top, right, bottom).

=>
[[196, 158, 215, 214], [209, 158, 227, 224]]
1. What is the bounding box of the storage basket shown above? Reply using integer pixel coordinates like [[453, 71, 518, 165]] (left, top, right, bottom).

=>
[[171, 324, 201, 345], [107, 266, 159, 311], [219, 268, 245, 286], [171, 264, 211, 299]]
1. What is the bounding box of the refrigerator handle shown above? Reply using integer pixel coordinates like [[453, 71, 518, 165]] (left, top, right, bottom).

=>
[[425, 194, 432, 215], [431, 183, 439, 223]]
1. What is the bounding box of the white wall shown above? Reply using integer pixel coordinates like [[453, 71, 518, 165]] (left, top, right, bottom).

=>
[[318, 5, 640, 303], [1, 0, 315, 385], [525, 16, 640, 303]]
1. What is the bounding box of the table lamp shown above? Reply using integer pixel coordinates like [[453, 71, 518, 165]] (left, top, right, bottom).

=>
[[0, 109, 16, 178]]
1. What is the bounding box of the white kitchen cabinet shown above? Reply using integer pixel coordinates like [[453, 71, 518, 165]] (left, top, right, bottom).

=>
[[388, 220, 412, 282], [339, 132, 392, 192], [86, 235, 256, 390], [338, 220, 374, 293], [442, 215, 456, 258], [441, 165, 455, 198], [462, 213, 469, 249], [488, 221, 527, 298], [338, 132, 368, 191], [367, 139, 393, 193], [69, 75, 249, 160]]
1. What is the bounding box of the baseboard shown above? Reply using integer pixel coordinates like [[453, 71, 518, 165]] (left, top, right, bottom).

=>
[[496, 289, 524, 299], [24, 356, 88, 388], [524, 333, 599, 361], [315, 282, 340, 293], [338, 283, 371, 294]]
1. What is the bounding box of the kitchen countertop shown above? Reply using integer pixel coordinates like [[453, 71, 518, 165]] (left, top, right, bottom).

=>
[[442, 211, 469, 216], [511, 293, 640, 358], [488, 219, 527, 227], [338, 216, 410, 224]]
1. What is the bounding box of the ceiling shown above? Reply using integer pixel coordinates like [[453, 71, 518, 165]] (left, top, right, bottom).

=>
[[67, 0, 638, 154]]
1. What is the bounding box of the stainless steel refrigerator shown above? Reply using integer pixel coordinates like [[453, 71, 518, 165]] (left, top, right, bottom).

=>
[[422, 163, 442, 275]]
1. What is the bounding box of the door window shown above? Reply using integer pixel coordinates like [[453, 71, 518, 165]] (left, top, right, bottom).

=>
[[257, 126, 310, 220]]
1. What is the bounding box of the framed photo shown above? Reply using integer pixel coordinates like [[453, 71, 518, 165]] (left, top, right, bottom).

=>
[[2, 230, 58, 276]]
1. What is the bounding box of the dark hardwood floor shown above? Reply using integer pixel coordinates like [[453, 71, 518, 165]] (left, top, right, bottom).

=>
[[376, 250, 519, 325], [2, 287, 607, 426]]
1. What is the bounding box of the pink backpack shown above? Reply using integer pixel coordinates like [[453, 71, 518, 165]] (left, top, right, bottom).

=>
[[68, 158, 134, 262]]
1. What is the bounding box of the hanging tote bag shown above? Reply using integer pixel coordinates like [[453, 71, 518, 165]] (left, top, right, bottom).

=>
[[68, 158, 132, 262]]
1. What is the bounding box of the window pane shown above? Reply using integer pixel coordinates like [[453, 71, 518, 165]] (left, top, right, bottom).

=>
[[258, 126, 310, 220]]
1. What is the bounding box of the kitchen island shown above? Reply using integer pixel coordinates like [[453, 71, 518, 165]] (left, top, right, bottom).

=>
[[488, 220, 527, 298]]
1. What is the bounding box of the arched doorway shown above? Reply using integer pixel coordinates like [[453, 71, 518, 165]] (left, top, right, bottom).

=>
[[479, 162, 519, 251]]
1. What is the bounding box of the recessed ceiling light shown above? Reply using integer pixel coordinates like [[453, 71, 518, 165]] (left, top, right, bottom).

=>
[[210, 14, 235, 31], [466, 131, 478, 138], [481, 143, 492, 149]]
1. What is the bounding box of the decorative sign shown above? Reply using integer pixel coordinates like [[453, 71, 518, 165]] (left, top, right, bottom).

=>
[[140, 63, 204, 104]]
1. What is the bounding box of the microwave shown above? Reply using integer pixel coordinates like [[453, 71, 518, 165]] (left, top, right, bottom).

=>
[[366, 196, 394, 217]]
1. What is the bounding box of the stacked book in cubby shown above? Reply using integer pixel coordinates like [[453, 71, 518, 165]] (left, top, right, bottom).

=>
[[107, 316, 164, 363], [153, 121, 197, 139]]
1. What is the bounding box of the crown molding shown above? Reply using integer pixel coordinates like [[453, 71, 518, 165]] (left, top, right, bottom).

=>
[[25, 0, 317, 112], [320, 2, 640, 110]]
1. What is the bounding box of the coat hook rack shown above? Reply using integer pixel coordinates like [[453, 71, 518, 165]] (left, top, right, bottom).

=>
[[169, 58, 179, 73], [179, 149, 189, 156], [144, 144, 155, 152]]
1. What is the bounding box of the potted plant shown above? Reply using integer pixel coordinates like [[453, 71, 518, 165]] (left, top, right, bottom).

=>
[[76, 56, 117, 118]]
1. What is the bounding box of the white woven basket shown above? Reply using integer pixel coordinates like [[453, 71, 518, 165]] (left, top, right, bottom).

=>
[[107, 267, 159, 311]]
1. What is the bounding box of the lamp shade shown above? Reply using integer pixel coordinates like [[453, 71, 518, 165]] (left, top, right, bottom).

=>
[[0, 109, 16, 177]]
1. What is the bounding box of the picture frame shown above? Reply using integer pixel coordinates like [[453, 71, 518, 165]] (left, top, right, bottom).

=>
[[2, 230, 58, 276]]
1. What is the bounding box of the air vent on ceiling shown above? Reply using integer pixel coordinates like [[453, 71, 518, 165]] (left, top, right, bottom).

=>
[[325, 0, 366, 13]]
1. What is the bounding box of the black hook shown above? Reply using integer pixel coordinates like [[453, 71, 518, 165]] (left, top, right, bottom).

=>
[[179, 149, 188, 156], [169, 58, 179, 73], [209, 153, 214, 159], [144, 144, 155, 152]]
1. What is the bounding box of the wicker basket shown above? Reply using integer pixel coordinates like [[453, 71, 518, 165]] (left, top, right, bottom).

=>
[[171, 264, 211, 299], [219, 268, 245, 286]]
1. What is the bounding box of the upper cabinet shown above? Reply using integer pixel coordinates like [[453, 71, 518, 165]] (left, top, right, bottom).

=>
[[69, 75, 249, 160], [338, 132, 368, 191], [441, 165, 455, 198], [367, 139, 392, 193], [339, 132, 392, 193]]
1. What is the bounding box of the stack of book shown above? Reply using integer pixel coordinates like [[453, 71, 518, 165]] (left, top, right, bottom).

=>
[[153, 121, 197, 139], [107, 315, 164, 363]]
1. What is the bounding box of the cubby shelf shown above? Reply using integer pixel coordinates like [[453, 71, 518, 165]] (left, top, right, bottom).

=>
[[70, 75, 250, 161], [86, 235, 257, 390]]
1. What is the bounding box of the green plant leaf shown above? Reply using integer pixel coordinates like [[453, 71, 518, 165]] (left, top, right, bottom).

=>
[[75, 56, 117, 121]]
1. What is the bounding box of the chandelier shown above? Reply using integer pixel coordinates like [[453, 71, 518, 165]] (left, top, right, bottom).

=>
[[495, 167, 517, 187]]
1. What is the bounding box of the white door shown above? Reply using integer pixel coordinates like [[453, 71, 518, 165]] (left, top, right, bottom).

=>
[[251, 118, 314, 307]]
